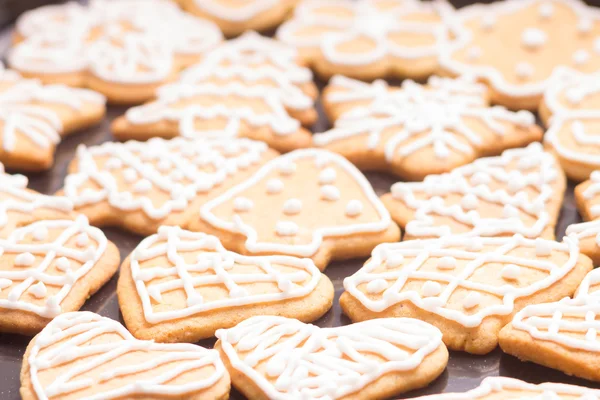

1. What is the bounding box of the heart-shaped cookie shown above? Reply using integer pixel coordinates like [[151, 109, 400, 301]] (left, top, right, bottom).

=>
[[215, 315, 448, 400], [118, 226, 334, 343], [20, 311, 230, 400]]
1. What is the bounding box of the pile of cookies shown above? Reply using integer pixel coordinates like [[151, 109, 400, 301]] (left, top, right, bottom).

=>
[[5, 0, 600, 399]]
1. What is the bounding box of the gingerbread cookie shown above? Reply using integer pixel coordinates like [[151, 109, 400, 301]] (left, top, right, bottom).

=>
[[20, 311, 230, 400], [112, 33, 315, 152], [440, 0, 600, 111], [315, 75, 541, 180], [342, 234, 592, 354], [568, 171, 600, 263], [215, 315, 448, 400], [382, 143, 565, 240], [499, 267, 600, 381], [412, 377, 600, 399], [182, 0, 298, 37], [9, 0, 223, 104], [118, 226, 334, 343], [0, 64, 106, 171], [276, 0, 455, 81], [193, 149, 400, 271]]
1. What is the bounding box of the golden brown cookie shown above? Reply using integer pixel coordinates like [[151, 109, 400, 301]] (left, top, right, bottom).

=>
[[58, 137, 278, 236], [276, 0, 456, 81], [118, 226, 334, 343], [440, 0, 600, 110], [20, 311, 230, 400], [315, 75, 542, 180], [381, 143, 566, 240], [9, 0, 223, 104], [341, 235, 592, 354], [215, 315, 448, 400], [192, 149, 401, 271], [181, 0, 298, 37], [112, 33, 315, 153]]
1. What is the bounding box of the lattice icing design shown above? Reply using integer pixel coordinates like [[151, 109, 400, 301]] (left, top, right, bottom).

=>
[[26, 312, 226, 399], [216, 315, 443, 400], [0, 216, 107, 318], [63, 137, 270, 221], [130, 226, 322, 323], [198, 149, 392, 259], [385, 143, 563, 239], [344, 234, 580, 327]]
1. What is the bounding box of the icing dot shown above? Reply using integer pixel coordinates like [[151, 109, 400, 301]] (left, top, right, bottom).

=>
[[319, 167, 336, 184], [521, 27, 547, 49], [467, 46, 481, 61], [32, 227, 48, 241], [105, 157, 122, 170], [229, 287, 248, 298], [503, 204, 520, 218], [148, 287, 162, 303], [133, 179, 152, 193], [463, 292, 481, 310], [480, 14, 495, 30], [157, 159, 171, 172], [515, 110, 535, 126], [123, 168, 137, 183], [535, 238, 552, 257], [283, 198, 302, 215], [460, 193, 479, 210], [345, 200, 363, 217], [320, 185, 340, 201], [29, 282, 47, 299], [578, 18, 593, 34], [366, 279, 388, 294], [508, 174, 526, 193], [276, 221, 298, 237], [170, 170, 184, 182], [595, 38, 600, 54], [76, 233, 89, 247], [266, 357, 286, 377], [15, 252, 35, 267], [501, 264, 521, 280], [515, 62, 534, 79], [437, 256, 456, 270], [470, 172, 490, 185], [422, 281, 441, 297], [56, 257, 70, 271], [222, 143, 239, 156], [233, 197, 253, 212], [538, 3, 553, 18], [266, 179, 283, 194], [0, 278, 11, 291], [386, 253, 404, 268], [278, 161, 296, 176], [566, 88, 584, 104], [573, 49, 590, 66]]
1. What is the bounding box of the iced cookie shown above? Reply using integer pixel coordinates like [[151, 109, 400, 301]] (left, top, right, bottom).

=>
[[9, 0, 223, 104], [59, 137, 277, 236], [0, 216, 120, 335], [342, 234, 592, 354], [20, 312, 230, 400], [276, 0, 455, 81], [193, 149, 400, 271], [440, 0, 600, 110], [315, 75, 541, 181], [0, 65, 106, 171], [111, 33, 315, 152], [381, 143, 565, 240], [215, 316, 448, 400], [182, 0, 298, 37], [118, 226, 334, 343], [412, 377, 600, 399], [568, 171, 600, 263], [499, 268, 600, 381]]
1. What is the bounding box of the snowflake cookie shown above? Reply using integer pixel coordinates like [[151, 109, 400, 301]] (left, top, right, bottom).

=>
[[315, 75, 541, 180], [440, 0, 600, 110], [382, 143, 566, 240], [59, 137, 278, 236], [181, 0, 298, 37], [342, 234, 593, 354], [215, 316, 448, 400], [118, 226, 334, 342], [0, 64, 105, 171], [412, 377, 600, 399], [9, 0, 223, 104], [566, 171, 600, 263], [276, 0, 456, 81], [193, 149, 401, 271], [20, 312, 230, 400], [112, 32, 316, 153]]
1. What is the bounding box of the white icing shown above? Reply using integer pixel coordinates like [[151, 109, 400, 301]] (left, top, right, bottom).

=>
[[192, 0, 280, 22], [539, 3, 553, 18], [501, 264, 521, 280], [33, 227, 48, 241], [320, 185, 341, 201], [573, 49, 590, 65], [437, 256, 456, 270], [345, 200, 363, 217], [55, 257, 70, 272], [462, 292, 481, 310], [515, 62, 534, 79], [283, 198, 302, 215], [422, 281, 441, 297], [318, 168, 337, 184], [266, 178, 283, 194], [15, 252, 35, 267], [521, 27, 547, 49], [234, 197, 254, 212], [276, 221, 299, 237], [578, 18, 593, 33], [467, 46, 482, 61], [29, 281, 47, 299], [366, 278, 388, 294]]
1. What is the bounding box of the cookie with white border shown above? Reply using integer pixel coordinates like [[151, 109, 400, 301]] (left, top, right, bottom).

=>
[[0, 216, 120, 335], [118, 226, 334, 343], [112, 33, 315, 152], [0, 64, 106, 171], [276, 0, 455, 81], [58, 137, 278, 236], [315, 75, 541, 181], [381, 143, 565, 240], [9, 0, 223, 104], [20, 311, 230, 400], [440, 0, 600, 110], [566, 171, 600, 264], [193, 149, 400, 271], [341, 234, 592, 354], [215, 315, 448, 400]]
